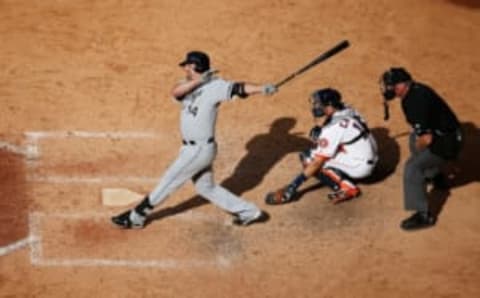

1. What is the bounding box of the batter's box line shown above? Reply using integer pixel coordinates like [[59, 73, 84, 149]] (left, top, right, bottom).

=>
[[24, 130, 162, 141], [0, 236, 38, 257], [27, 212, 232, 269], [26, 175, 159, 184], [0, 140, 39, 160], [22, 130, 165, 173]]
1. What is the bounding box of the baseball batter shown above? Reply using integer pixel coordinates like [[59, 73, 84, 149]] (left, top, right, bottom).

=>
[[112, 51, 277, 229], [266, 88, 378, 204]]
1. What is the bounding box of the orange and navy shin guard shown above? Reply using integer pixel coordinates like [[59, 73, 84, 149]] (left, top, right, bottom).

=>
[[317, 168, 360, 202]]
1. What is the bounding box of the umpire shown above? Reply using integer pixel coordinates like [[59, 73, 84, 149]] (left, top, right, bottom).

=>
[[380, 67, 463, 231]]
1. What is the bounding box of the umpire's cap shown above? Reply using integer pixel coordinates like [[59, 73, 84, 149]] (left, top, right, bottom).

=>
[[382, 67, 412, 86], [179, 51, 210, 73]]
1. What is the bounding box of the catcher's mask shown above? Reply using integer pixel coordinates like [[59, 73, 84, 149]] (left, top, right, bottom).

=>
[[179, 51, 210, 73], [309, 88, 344, 118], [380, 67, 412, 101]]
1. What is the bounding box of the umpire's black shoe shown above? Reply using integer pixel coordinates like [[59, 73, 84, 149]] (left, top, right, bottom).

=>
[[111, 210, 145, 229], [400, 211, 436, 231]]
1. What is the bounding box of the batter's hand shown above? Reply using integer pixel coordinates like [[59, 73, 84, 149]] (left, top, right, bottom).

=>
[[262, 84, 278, 96]]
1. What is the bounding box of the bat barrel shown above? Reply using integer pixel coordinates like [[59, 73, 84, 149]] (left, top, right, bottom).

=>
[[274, 40, 350, 89]]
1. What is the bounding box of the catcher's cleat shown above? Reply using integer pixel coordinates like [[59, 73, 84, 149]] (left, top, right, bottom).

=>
[[328, 188, 361, 204], [111, 210, 145, 229], [233, 210, 268, 226], [265, 187, 297, 205]]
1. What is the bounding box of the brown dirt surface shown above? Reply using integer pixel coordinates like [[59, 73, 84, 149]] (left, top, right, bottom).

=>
[[1, 1, 480, 297]]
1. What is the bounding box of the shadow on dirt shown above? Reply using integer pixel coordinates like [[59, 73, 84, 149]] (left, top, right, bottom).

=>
[[360, 127, 401, 184], [447, 0, 480, 8], [429, 121, 480, 217], [148, 117, 310, 223]]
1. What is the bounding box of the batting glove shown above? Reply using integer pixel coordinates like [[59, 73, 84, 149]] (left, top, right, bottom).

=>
[[262, 84, 278, 96]]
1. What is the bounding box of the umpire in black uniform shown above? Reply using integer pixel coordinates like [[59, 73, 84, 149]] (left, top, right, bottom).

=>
[[380, 67, 463, 231]]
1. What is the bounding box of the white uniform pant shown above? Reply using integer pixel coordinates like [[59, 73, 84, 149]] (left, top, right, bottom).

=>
[[324, 152, 376, 179], [149, 142, 259, 219]]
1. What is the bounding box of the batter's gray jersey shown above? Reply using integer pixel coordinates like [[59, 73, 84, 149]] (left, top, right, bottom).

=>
[[145, 76, 260, 222], [179, 78, 234, 141]]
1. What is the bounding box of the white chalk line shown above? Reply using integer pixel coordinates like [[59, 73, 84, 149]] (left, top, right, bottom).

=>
[[2, 131, 230, 268], [0, 236, 38, 257], [24, 130, 161, 141], [27, 175, 158, 184], [0, 140, 39, 160], [30, 210, 224, 224], [26, 211, 231, 268], [31, 256, 231, 269]]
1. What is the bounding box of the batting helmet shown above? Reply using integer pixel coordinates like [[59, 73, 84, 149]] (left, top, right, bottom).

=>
[[310, 88, 344, 117], [179, 51, 210, 73]]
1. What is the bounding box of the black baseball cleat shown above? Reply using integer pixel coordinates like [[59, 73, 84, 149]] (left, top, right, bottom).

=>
[[233, 210, 269, 226], [400, 211, 436, 231], [111, 210, 145, 229]]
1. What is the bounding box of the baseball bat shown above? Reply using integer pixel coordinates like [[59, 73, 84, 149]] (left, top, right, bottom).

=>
[[275, 40, 350, 88]]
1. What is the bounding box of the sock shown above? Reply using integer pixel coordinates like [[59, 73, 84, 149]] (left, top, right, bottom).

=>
[[134, 195, 154, 217]]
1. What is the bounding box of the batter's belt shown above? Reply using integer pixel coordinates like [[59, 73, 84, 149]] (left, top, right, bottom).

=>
[[182, 137, 215, 146]]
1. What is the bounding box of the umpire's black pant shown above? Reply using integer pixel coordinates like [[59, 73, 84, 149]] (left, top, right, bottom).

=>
[[403, 133, 445, 212]]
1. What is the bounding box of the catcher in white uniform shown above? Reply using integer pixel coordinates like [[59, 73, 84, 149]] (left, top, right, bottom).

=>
[[265, 88, 378, 205]]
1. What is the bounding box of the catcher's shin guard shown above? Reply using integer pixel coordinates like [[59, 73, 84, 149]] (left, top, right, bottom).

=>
[[318, 168, 360, 204]]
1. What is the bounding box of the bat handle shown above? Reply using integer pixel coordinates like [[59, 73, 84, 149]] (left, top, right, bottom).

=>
[[275, 74, 295, 89]]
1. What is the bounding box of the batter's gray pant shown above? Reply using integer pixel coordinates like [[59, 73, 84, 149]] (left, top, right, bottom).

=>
[[403, 133, 445, 212], [148, 142, 259, 219]]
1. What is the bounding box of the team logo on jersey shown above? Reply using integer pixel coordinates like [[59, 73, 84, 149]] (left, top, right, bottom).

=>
[[318, 138, 329, 148], [186, 90, 203, 117]]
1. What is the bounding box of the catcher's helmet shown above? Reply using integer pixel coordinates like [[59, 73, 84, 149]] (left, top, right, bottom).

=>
[[179, 51, 210, 73], [380, 67, 412, 100], [310, 88, 344, 117]]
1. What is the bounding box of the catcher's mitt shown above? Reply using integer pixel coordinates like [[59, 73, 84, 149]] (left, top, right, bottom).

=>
[[265, 186, 297, 205], [309, 125, 322, 140]]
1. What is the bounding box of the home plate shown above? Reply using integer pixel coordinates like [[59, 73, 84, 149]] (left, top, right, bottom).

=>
[[101, 188, 144, 207]]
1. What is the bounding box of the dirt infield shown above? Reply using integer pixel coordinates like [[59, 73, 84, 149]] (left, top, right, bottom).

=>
[[1, 1, 480, 297]]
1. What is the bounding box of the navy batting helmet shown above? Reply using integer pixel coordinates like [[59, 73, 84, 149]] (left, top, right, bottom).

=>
[[179, 51, 210, 73]]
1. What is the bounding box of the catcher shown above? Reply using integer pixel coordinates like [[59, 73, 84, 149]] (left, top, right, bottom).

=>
[[265, 88, 378, 205]]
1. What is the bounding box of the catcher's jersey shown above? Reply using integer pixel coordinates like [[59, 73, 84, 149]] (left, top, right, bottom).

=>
[[312, 108, 378, 164], [178, 78, 234, 141]]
